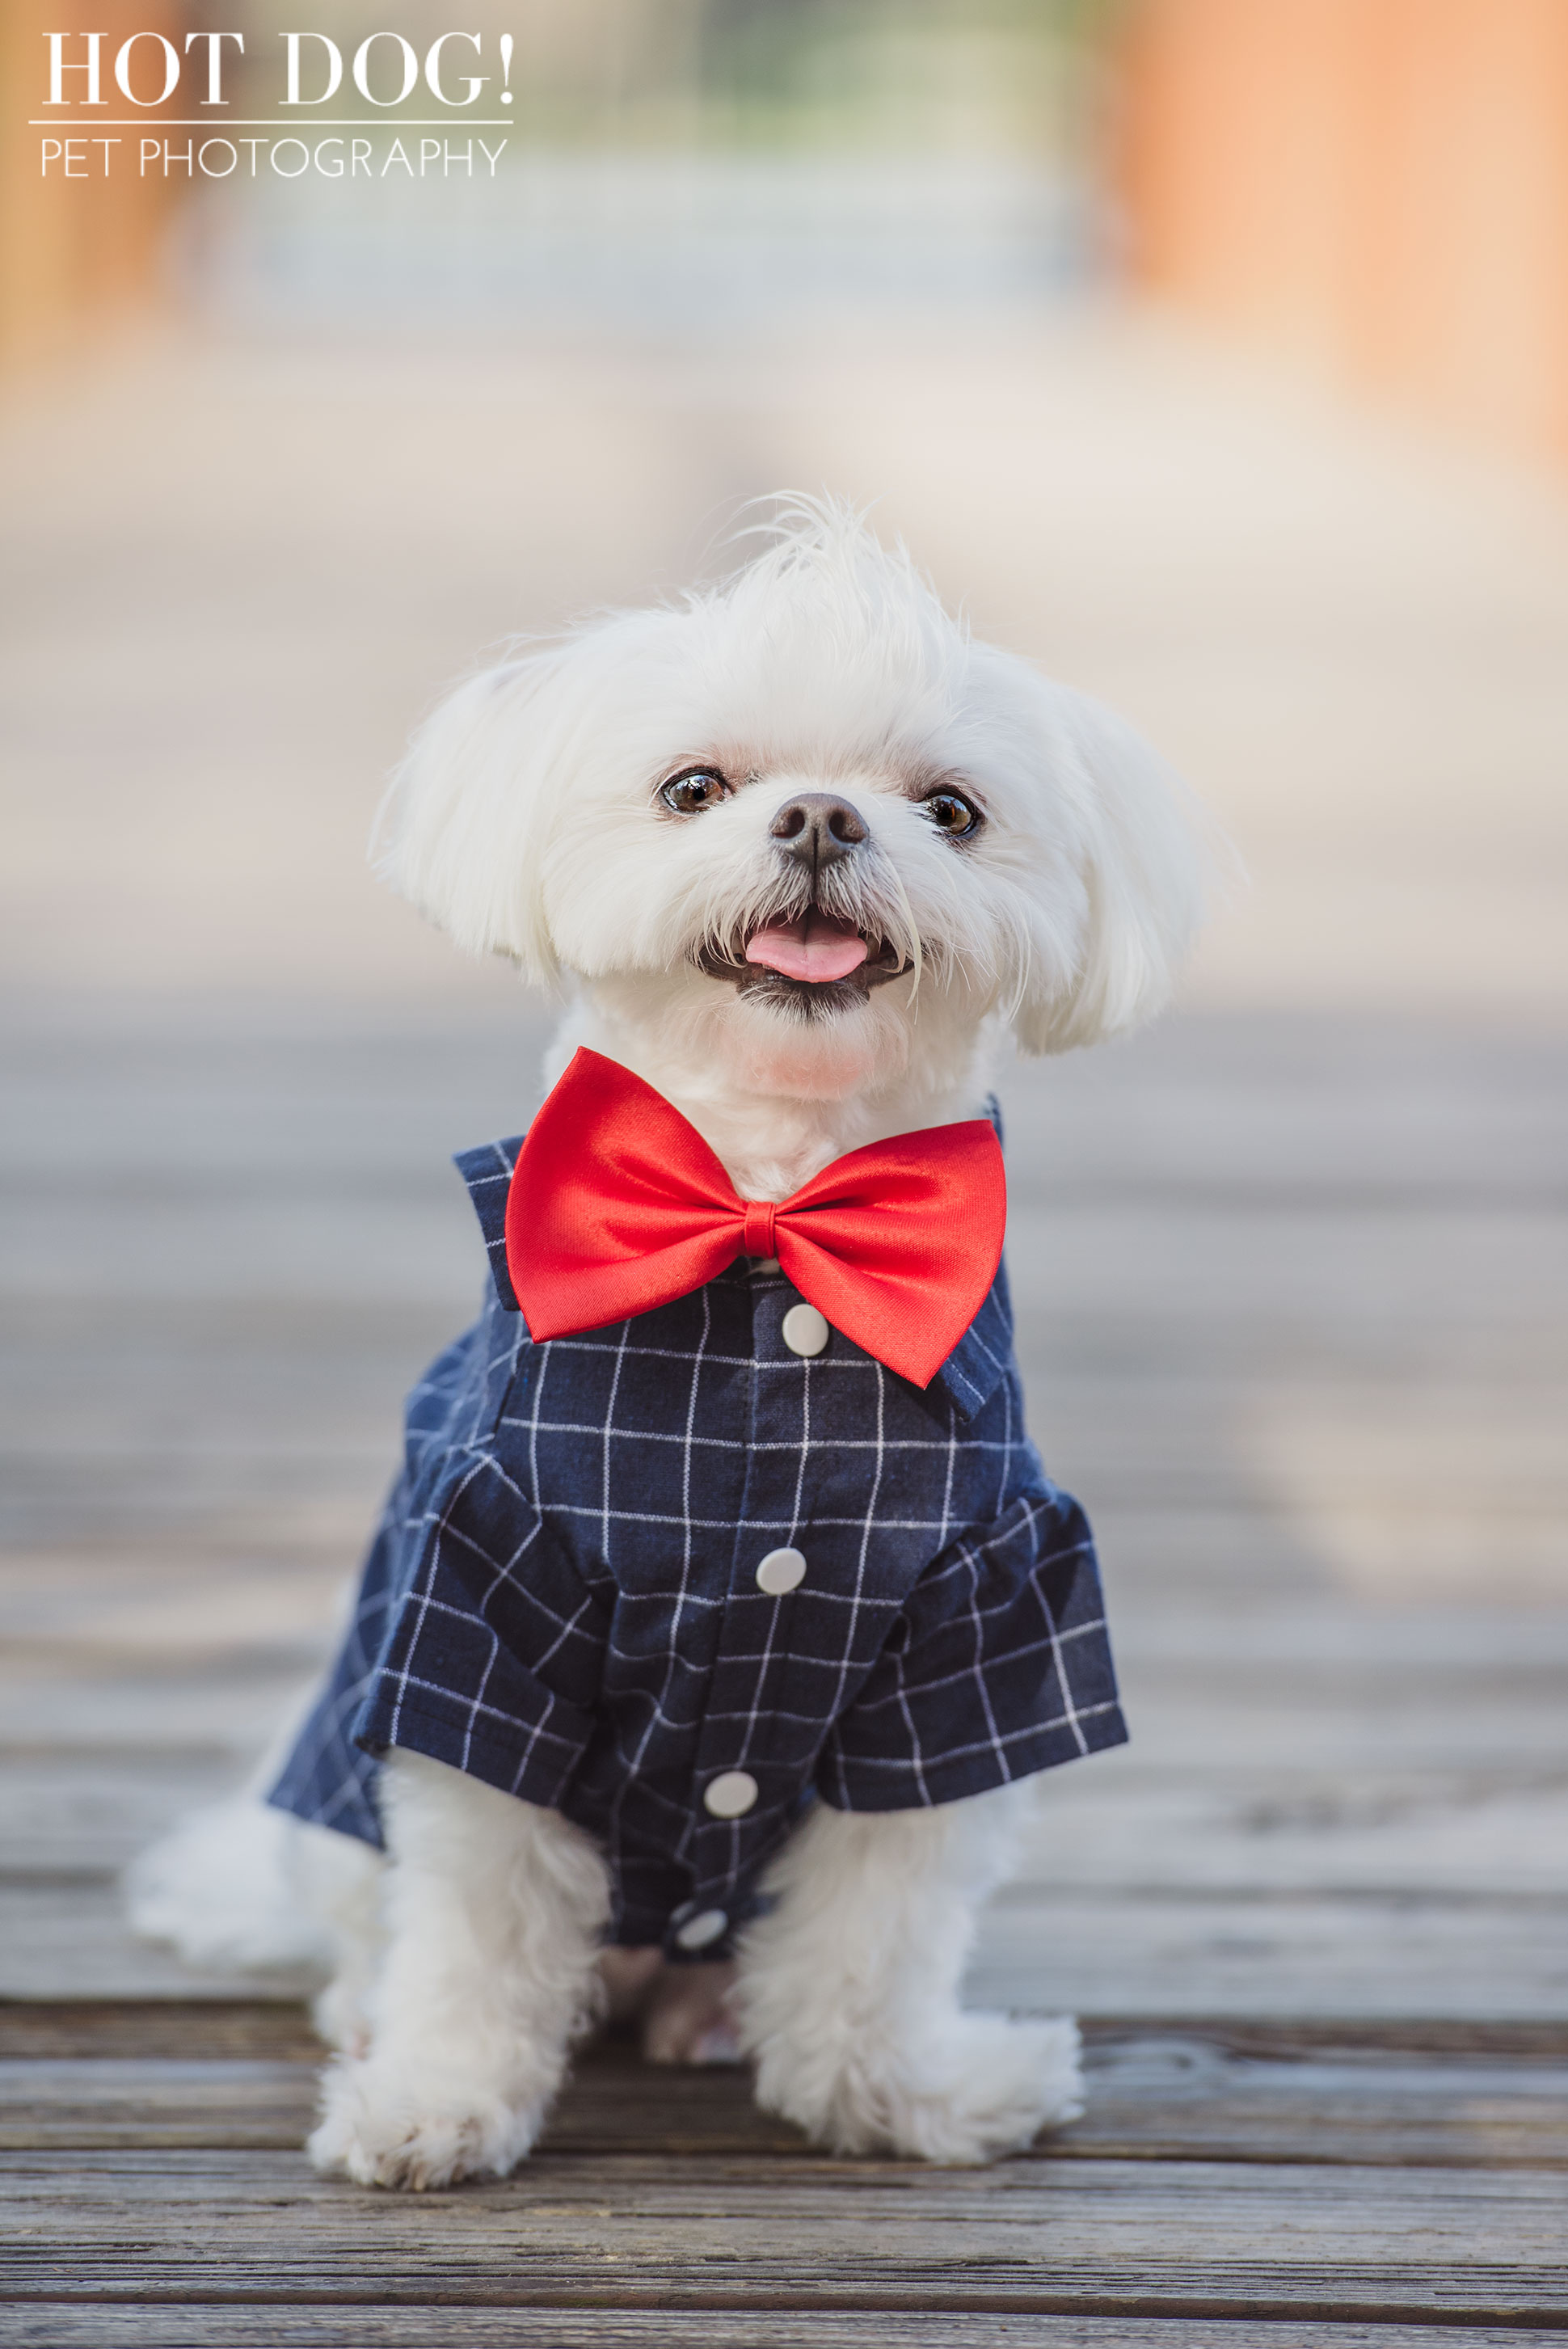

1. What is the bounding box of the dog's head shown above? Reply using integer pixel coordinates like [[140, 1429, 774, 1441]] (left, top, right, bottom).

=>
[[378, 499, 1210, 1099]]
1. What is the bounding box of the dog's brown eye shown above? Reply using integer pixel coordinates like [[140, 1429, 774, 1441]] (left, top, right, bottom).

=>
[[660, 769, 732, 816], [919, 789, 981, 839]]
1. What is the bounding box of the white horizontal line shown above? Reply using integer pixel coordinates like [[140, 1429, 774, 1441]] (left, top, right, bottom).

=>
[[28, 119, 513, 128]]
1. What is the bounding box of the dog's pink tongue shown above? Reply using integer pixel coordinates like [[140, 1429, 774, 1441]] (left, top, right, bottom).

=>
[[745, 913, 869, 982]]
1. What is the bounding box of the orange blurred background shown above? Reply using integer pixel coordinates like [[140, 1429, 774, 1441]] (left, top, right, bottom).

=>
[[1, 0, 187, 359], [1119, 0, 1568, 467]]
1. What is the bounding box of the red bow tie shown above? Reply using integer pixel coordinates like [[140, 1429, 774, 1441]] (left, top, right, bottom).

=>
[[505, 1048, 1006, 1390]]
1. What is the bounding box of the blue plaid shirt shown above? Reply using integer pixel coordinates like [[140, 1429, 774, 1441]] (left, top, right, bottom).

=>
[[269, 1115, 1127, 1957]]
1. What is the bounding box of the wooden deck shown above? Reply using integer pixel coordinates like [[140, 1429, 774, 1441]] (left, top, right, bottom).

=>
[[3, 305, 1568, 2341], [2, 1006, 1565, 2344]]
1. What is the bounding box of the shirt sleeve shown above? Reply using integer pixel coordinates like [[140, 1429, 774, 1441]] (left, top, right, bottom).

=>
[[352, 1442, 606, 1812], [816, 1485, 1128, 1811]]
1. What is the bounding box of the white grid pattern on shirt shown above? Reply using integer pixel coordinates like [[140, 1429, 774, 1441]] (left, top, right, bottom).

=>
[[269, 1132, 1126, 1950]]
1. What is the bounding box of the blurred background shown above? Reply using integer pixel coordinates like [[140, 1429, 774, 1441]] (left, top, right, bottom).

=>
[[1, 0, 1564, 2018]]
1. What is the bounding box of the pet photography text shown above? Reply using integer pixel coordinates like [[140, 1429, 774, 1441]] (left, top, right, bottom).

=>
[[31, 25, 518, 180]]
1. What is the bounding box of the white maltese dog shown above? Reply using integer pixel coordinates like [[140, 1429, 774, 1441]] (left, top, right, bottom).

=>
[[130, 497, 1208, 2189]]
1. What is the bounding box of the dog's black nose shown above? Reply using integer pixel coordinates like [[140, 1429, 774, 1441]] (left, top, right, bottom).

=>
[[769, 793, 868, 869]]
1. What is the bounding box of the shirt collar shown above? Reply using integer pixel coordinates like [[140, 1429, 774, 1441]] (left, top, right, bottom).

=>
[[453, 1134, 525, 1313], [926, 1264, 1014, 1420], [453, 1094, 1013, 1421], [923, 1090, 1010, 1419]]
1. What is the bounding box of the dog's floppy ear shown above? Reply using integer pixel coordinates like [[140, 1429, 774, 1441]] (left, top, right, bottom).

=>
[[1008, 681, 1216, 1056], [373, 648, 577, 988]]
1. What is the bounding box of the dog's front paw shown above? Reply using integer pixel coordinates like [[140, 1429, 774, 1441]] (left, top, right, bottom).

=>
[[901, 2014, 1083, 2162], [309, 2054, 543, 2190], [759, 2012, 1082, 2164]]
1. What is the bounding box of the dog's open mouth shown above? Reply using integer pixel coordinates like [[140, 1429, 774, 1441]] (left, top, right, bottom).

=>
[[744, 910, 870, 984], [697, 909, 909, 1010]]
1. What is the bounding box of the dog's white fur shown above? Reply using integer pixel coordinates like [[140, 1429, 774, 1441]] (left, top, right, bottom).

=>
[[129, 498, 1208, 2187]]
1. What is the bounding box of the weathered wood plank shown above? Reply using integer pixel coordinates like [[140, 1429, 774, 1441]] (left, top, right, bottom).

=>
[[13, 2003, 1566, 2061], [0, 1892, 320, 2003], [0, 1756, 254, 1875], [0, 2062, 319, 2152], [0, 1679, 319, 1763], [967, 1888, 1568, 2021], [11, 1875, 1568, 2016], [0, 2309, 1556, 2349], [3, 2029, 1566, 2168], [0, 2006, 319, 2060], [2, 2149, 1564, 2319]]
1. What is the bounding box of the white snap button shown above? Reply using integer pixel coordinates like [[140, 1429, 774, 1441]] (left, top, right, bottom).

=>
[[673, 1907, 729, 1951], [702, 1769, 759, 1819], [781, 1302, 830, 1357], [755, 1546, 807, 1596]]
